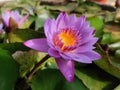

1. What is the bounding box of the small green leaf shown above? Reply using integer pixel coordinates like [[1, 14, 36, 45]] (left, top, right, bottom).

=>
[[0, 42, 30, 54], [101, 33, 111, 44], [46, 2, 78, 13], [87, 16, 104, 38], [8, 29, 45, 43], [115, 49, 120, 58], [31, 69, 88, 90], [75, 2, 101, 14], [0, 48, 19, 90], [35, 17, 46, 31], [109, 42, 120, 50]]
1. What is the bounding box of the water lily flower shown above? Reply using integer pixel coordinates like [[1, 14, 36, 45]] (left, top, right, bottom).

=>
[[24, 12, 101, 82], [2, 10, 29, 30]]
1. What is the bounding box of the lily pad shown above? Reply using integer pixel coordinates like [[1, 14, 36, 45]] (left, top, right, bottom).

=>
[[75, 65, 118, 90], [0, 48, 19, 90], [8, 29, 45, 43], [31, 69, 88, 90]]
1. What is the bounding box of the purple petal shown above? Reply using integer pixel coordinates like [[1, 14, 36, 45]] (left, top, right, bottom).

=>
[[44, 19, 57, 46], [60, 53, 72, 60], [11, 10, 20, 23], [77, 38, 98, 52], [0, 24, 4, 34], [18, 13, 29, 26], [79, 23, 94, 39], [82, 51, 101, 60], [2, 11, 11, 27], [56, 12, 69, 30], [0, 24, 3, 29], [75, 15, 86, 30], [55, 58, 74, 82], [24, 38, 49, 52], [68, 14, 77, 25], [66, 53, 92, 63], [48, 48, 61, 58], [56, 12, 65, 26], [44, 18, 56, 38], [80, 28, 94, 40]]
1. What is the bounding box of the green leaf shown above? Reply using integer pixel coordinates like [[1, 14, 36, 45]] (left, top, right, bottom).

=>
[[101, 33, 111, 44], [13, 50, 47, 78], [46, 2, 78, 13], [0, 48, 19, 90], [109, 42, 120, 50], [87, 16, 104, 38], [114, 84, 120, 90], [94, 50, 120, 79], [31, 69, 88, 90], [34, 7, 52, 31], [115, 49, 120, 58], [103, 24, 120, 43], [35, 17, 46, 31], [8, 29, 45, 43], [0, 42, 30, 54], [74, 2, 101, 14], [75, 65, 118, 90]]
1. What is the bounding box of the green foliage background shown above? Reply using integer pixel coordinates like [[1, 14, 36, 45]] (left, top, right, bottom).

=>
[[0, 0, 120, 90]]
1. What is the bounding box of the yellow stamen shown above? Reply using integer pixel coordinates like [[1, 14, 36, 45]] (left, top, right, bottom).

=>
[[59, 29, 76, 50]]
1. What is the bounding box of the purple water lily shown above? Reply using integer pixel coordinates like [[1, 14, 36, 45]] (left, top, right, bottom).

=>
[[2, 10, 29, 28], [24, 12, 101, 82]]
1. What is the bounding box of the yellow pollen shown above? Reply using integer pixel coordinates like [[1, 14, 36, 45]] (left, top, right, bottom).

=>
[[59, 30, 76, 47]]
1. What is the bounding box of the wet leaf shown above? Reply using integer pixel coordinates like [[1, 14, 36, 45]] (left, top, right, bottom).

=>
[[31, 69, 88, 90], [0, 48, 19, 90], [0, 42, 30, 54], [75, 65, 118, 90], [114, 84, 120, 90], [94, 50, 120, 79], [8, 29, 45, 43], [74, 1, 101, 14], [46, 2, 78, 13]]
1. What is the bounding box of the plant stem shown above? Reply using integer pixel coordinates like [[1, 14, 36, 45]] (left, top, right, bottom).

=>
[[105, 45, 112, 64], [27, 54, 50, 80]]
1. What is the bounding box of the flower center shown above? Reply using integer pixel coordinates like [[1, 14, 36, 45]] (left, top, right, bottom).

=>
[[59, 29, 76, 47], [53, 28, 78, 51]]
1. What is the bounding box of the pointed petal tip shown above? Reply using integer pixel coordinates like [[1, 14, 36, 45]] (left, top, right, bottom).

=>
[[96, 54, 102, 60], [66, 74, 74, 83], [23, 40, 30, 47], [18, 13, 29, 26], [23, 40, 33, 49], [23, 38, 49, 52], [55, 58, 75, 82], [80, 15, 86, 19]]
